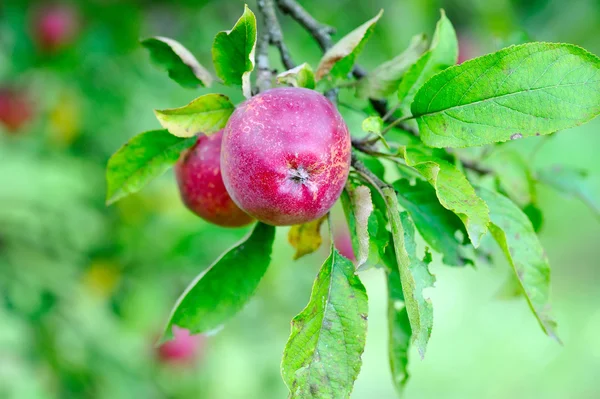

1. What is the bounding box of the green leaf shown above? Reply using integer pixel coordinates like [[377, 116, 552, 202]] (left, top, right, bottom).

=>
[[400, 147, 490, 247], [276, 63, 316, 89], [383, 188, 434, 357], [362, 116, 390, 150], [162, 222, 275, 341], [483, 150, 536, 207], [386, 257, 412, 393], [281, 248, 368, 399], [106, 130, 195, 205], [477, 187, 559, 341], [348, 185, 374, 268], [212, 4, 257, 98], [153, 94, 235, 138], [537, 165, 600, 220], [357, 34, 428, 99], [412, 43, 600, 148], [315, 10, 384, 83], [397, 10, 457, 117], [288, 216, 327, 260], [141, 36, 213, 89], [393, 179, 468, 266]]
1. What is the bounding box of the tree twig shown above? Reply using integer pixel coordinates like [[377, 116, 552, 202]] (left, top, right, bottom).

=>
[[255, 1, 273, 93], [258, 0, 296, 70], [276, 0, 334, 52]]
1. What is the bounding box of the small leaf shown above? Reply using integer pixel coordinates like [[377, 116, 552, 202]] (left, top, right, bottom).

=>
[[276, 63, 316, 89], [212, 4, 257, 98], [357, 34, 428, 99], [383, 188, 435, 357], [141, 36, 213, 89], [350, 186, 374, 268], [106, 130, 195, 205], [385, 248, 412, 393], [397, 10, 457, 118], [316, 10, 384, 83], [281, 248, 368, 399], [412, 43, 600, 148], [162, 222, 275, 341], [477, 187, 560, 341], [400, 147, 490, 247], [362, 116, 390, 150], [537, 165, 600, 220], [154, 94, 235, 138], [288, 216, 327, 260], [393, 179, 468, 266]]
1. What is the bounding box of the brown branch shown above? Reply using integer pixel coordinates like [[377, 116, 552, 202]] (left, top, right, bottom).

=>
[[258, 0, 296, 70]]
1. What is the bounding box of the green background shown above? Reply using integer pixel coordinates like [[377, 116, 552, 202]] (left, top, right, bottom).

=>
[[1, 0, 599, 398]]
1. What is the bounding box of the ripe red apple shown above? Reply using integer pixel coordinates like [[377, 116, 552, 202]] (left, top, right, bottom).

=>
[[0, 87, 34, 133], [175, 130, 254, 227], [31, 3, 79, 52], [221, 88, 351, 226], [157, 327, 205, 365]]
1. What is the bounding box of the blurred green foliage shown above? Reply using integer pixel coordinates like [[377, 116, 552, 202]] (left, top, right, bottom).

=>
[[0, 0, 599, 398]]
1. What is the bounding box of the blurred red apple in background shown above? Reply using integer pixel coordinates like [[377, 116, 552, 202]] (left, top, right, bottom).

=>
[[0, 87, 34, 133], [157, 327, 205, 366], [31, 3, 80, 53]]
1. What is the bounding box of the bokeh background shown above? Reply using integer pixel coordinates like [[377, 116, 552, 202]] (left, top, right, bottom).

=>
[[1, 0, 599, 398]]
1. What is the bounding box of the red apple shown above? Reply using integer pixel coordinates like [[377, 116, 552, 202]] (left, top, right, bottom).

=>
[[0, 87, 34, 133], [157, 327, 204, 365], [31, 3, 79, 52], [221, 88, 351, 226], [175, 130, 254, 227]]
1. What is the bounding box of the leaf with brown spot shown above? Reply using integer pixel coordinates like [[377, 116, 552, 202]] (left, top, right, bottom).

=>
[[288, 216, 327, 260], [281, 247, 368, 398]]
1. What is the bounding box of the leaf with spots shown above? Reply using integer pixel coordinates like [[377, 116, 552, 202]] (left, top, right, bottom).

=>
[[397, 10, 457, 121], [383, 188, 435, 357], [154, 94, 235, 138], [288, 216, 327, 260], [161, 222, 275, 342], [106, 130, 196, 205], [281, 248, 368, 399], [411, 43, 600, 148], [537, 165, 600, 221], [277, 63, 316, 89], [477, 187, 560, 341], [316, 10, 383, 85], [141, 36, 213, 89], [212, 4, 257, 98], [400, 147, 490, 247]]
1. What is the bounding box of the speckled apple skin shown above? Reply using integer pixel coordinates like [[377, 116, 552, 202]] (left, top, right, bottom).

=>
[[175, 130, 254, 227], [221, 88, 351, 226]]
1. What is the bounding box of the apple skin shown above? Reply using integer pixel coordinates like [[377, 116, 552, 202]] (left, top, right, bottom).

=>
[[221, 88, 351, 226], [175, 130, 254, 227], [157, 327, 205, 365], [334, 224, 356, 261], [32, 3, 79, 52], [0, 87, 34, 133]]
